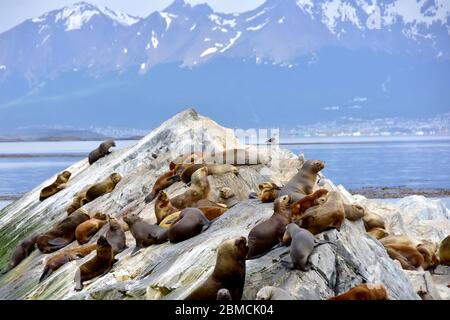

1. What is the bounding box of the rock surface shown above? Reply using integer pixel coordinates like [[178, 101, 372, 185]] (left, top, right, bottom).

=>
[[0, 109, 445, 300]]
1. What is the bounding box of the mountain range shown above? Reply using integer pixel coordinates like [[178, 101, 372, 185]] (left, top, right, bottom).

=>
[[0, 0, 449, 133]]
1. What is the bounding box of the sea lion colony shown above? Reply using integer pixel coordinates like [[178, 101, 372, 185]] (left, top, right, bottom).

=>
[[1, 143, 449, 300]]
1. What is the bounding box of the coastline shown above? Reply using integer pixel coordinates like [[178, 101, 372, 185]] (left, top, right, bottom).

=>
[[348, 187, 450, 199]]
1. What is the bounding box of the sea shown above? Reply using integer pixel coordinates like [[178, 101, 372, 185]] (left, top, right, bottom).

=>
[[1, 137, 450, 210]]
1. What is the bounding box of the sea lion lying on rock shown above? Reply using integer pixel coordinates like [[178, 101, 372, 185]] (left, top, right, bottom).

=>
[[37, 209, 90, 253], [363, 210, 385, 231], [40, 243, 96, 282], [179, 164, 238, 184], [247, 195, 292, 259], [250, 182, 280, 203], [82, 173, 122, 205], [123, 214, 168, 255], [278, 160, 325, 203], [281, 223, 334, 271], [67, 185, 91, 215], [438, 235, 450, 265], [144, 164, 184, 203], [383, 243, 424, 270], [290, 189, 329, 219], [170, 167, 210, 210], [75, 212, 108, 244], [343, 203, 365, 221], [88, 139, 116, 165], [417, 240, 439, 270], [256, 286, 294, 300], [329, 283, 389, 300], [40, 171, 71, 201], [186, 237, 248, 300], [168, 208, 211, 243], [294, 191, 345, 235], [74, 236, 116, 291], [1, 234, 38, 274], [367, 227, 389, 240]]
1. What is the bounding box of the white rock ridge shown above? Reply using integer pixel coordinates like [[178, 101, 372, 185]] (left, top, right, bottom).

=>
[[0, 109, 428, 300]]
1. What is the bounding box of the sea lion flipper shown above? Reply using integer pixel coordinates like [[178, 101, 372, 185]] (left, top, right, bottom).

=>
[[47, 238, 69, 247], [130, 246, 141, 256], [201, 223, 211, 232], [314, 240, 336, 247], [74, 269, 83, 291], [39, 266, 53, 283]]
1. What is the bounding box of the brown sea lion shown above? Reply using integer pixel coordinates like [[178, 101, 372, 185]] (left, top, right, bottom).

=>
[[281, 223, 333, 271], [39, 243, 96, 282], [67, 185, 91, 215], [204, 148, 270, 166], [37, 209, 90, 253], [123, 214, 168, 255], [363, 211, 385, 231], [247, 195, 292, 259], [380, 235, 415, 247], [180, 164, 238, 184], [193, 199, 228, 221], [82, 173, 122, 205], [438, 235, 450, 265], [144, 165, 184, 203], [217, 289, 232, 300], [154, 191, 179, 224], [168, 208, 211, 243], [295, 191, 345, 235], [255, 182, 280, 203], [384, 243, 424, 270], [170, 167, 210, 210], [290, 189, 329, 219], [329, 283, 389, 300], [367, 227, 389, 240], [256, 286, 294, 300], [417, 240, 439, 270], [219, 187, 234, 200], [278, 160, 325, 203], [186, 237, 248, 300], [1, 234, 38, 274], [88, 139, 116, 165], [75, 212, 108, 244], [106, 218, 127, 254], [74, 236, 116, 291], [170, 152, 203, 170], [40, 171, 71, 201], [343, 203, 365, 221]]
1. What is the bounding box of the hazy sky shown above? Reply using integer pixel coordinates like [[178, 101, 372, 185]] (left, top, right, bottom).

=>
[[0, 0, 265, 33]]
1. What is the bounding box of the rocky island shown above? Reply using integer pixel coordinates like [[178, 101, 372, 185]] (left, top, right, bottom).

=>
[[0, 109, 449, 300]]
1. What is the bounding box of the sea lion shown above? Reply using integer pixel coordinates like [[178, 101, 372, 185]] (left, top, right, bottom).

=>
[[106, 218, 127, 254], [168, 208, 211, 243], [329, 283, 389, 300], [295, 191, 345, 235], [75, 212, 108, 244], [180, 164, 238, 184], [384, 243, 424, 270], [82, 173, 122, 205], [159, 212, 181, 229], [154, 191, 178, 224], [88, 139, 116, 165], [438, 235, 450, 265], [247, 195, 292, 259], [123, 214, 168, 255], [170, 152, 203, 170], [281, 223, 333, 271], [144, 165, 184, 203], [417, 240, 439, 270], [290, 189, 329, 219], [170, 167, 210, 210], [217, 289, 232, 300], [256, 182, 280, 203], [1, 234, 38, 274], [343, 203, 365, 221], [219, 187, 234, 200], [74, 236, 116, 291], [256, 286, 294, 300], [67, 185, 91, 215], [193, 199, 228, 221], [380, 235, 416, 247], [278, 160, 325, 203], [367, 227, 389, 240], [204, 148, 270, 166], [186, 237, 248, 300], [39, 243, 96, 282], [40, 171, 71, 201], [37, 209, 90, 253], [363, 211, 385, 231]]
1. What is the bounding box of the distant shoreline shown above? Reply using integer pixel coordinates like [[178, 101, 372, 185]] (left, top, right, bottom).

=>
[[348, 187, 450, 199]]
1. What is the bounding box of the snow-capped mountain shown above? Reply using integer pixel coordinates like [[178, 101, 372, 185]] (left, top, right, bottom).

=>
[[0, 0, 449, 131]]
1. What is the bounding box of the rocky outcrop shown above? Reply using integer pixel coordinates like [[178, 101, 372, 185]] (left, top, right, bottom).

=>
[[0, 109, 439, 300]]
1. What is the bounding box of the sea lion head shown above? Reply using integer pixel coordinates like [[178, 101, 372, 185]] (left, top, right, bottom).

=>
[[156, 191, 170, 207], [218, 237, 248, 262], [191, 167, 208, 185], [217, 288, 232, 300], [104, 139, 116, 148], [109, 218, 122, 231], [92, 211, 107, 220], [274, 195, 291, 211], [61, 171, 71, 180], [283, 223, 300, 245], [302, 159, 325, 173], [258, 182, 280, 191], [110, 173, 122, 184], [123, 213, 142, 226], [97, 235, 110, 248]]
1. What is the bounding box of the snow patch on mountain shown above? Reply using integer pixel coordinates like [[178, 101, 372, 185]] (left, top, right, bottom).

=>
[[98, 6, 140, 26], [55, 6, 99, 31], [0, 65, 6, 71], [190, 23, 196, 31], [220, 31, 242, 53], [321, 0, 362, 34], [159, 12, 177, 31], [200, 47, 218, 57], [247, 19, 270, 31], [151, 31, 159, 49]]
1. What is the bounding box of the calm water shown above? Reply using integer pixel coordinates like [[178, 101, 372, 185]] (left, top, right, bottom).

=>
[[0, 138, 449, 210]]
